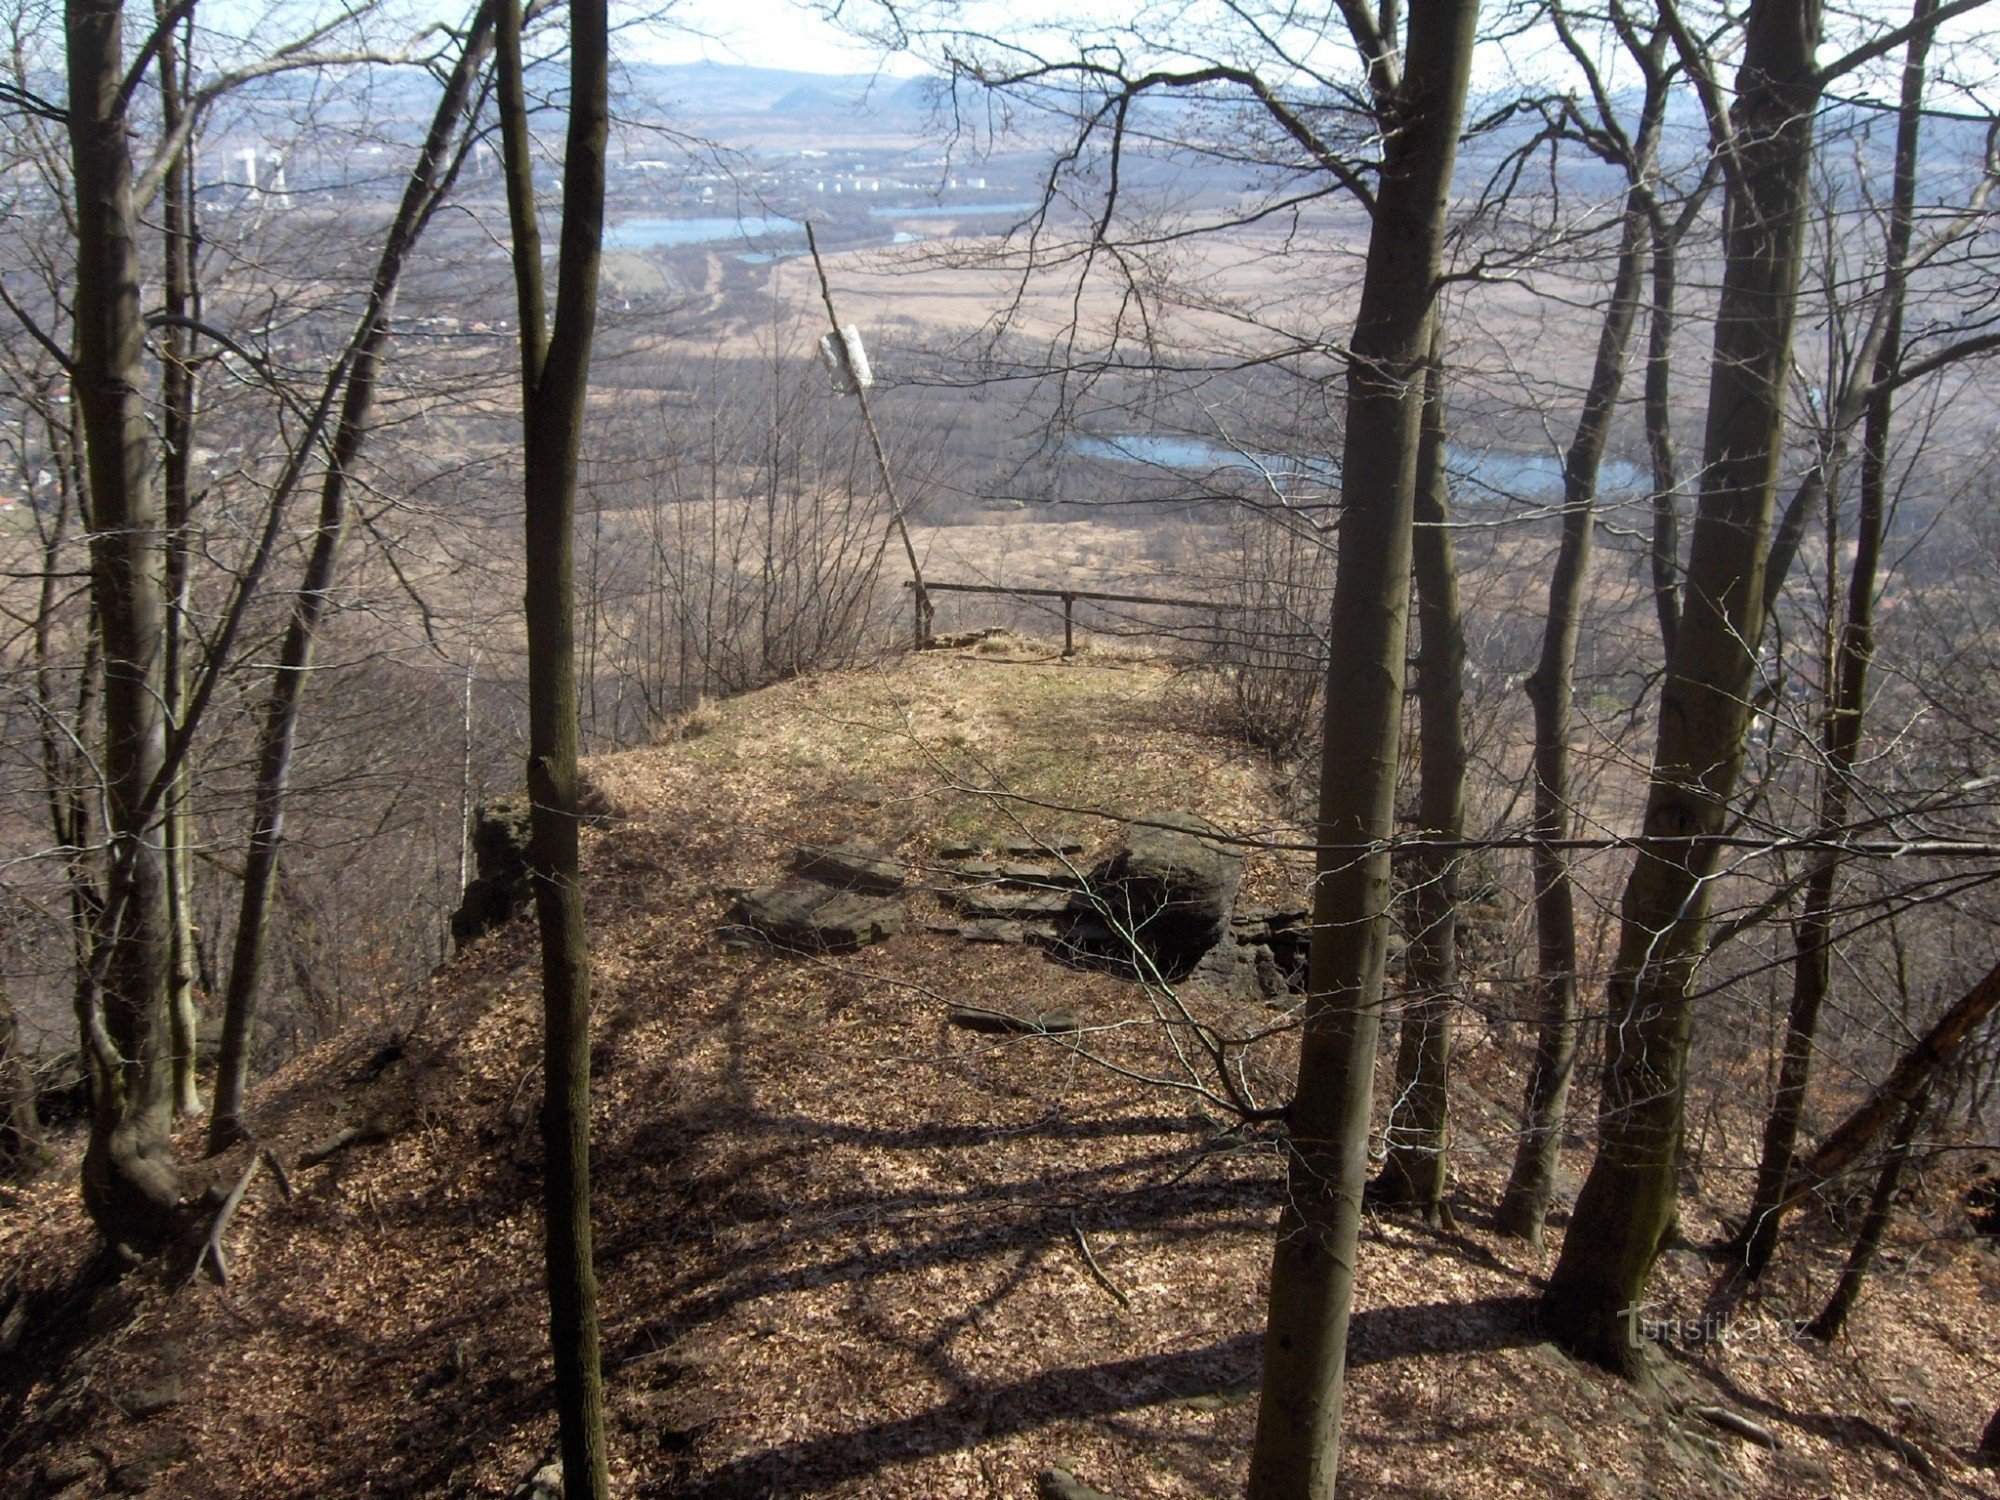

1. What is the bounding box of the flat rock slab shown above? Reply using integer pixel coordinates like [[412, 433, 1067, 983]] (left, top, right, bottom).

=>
[[731, 877, 905, 952], [788, 841, 906, 894], [996, 861, 1086, 888], [948, 887, 1080, 921], [1000, 836, 1086, 857], [948, 1005, 1080, 1035], [961, 918, 1061, 945]]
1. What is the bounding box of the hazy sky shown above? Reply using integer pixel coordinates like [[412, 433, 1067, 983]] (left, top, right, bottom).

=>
[[637, 0, 919, 74]]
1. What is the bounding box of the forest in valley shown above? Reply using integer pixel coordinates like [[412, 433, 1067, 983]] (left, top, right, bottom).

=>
[[4, 0, 2000, 1493]]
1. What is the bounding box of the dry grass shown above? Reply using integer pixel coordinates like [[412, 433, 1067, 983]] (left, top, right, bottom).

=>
[[3, 639, 1998, 1499]]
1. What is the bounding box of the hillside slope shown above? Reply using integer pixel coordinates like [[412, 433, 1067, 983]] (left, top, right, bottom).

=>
[[3, 638, 1997, 1498]]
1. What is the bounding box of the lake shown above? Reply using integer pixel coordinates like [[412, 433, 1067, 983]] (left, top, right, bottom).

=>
[[603, 215, 803, 250], [1070, 434, 1646, 499]]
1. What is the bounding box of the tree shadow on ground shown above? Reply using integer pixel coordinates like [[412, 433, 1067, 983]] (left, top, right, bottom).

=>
[[664, 1295, 1542, 1498]]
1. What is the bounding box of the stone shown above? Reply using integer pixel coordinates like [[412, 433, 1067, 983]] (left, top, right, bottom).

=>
[[934, 841, 984, 860], [1186, 940, 1288, 1002], [950, 859, 1005, 881], [123, 1375, 183, 1418], [1077, 812, 1244, 977], [1000, 836, 1086, 858], [730, 878, 904, 952], [998, 860, 1058, 883], [510, 1460, 565, 1500], [788, 841, 906, 894], [451, 800, 535, 946], [948, 887, 1078, 921], [41, 1454, 105, 1489], [1038, 1467, 1117, 1500], [1231, 905, 1309, 987]]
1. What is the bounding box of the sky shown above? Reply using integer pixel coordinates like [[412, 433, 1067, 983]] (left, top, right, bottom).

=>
[[632, 0, 921, 74]]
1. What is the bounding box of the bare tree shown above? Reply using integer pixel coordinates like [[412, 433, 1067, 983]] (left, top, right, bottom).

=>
[[1496, 8, 1679, 1244], [1542, 0, 1996, 1372], [206, 0, 499, 1151], [495, 0, 612, 1486], [67, 0, 185, 1244]]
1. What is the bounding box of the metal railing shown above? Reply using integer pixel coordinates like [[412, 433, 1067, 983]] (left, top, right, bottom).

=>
[[909, 579, 1233, 656]]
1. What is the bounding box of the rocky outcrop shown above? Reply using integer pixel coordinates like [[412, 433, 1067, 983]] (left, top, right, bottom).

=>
[[728, 878, 906, 953], [787, 840, 906, 894], [450, 801, 535, 947], [727, 842, 910, 952], [1073, 812, 1244, 978]]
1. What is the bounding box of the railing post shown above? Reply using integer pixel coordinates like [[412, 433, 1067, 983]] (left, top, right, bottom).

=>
[[1062, 592, 1075, 657]]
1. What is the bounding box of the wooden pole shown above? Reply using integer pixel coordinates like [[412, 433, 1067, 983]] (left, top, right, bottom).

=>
[[804, 222, 930, 648]]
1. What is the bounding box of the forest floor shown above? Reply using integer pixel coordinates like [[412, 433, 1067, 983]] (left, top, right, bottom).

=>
[[3, 636, 1999, 1498]]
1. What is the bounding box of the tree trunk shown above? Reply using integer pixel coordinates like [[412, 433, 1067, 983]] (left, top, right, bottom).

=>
[[1735, 0, 1932, 1282], [1374, 336, 1463, 1223], [1644, 214, 1683, 655], [1783, 958, 2000, 1212], [157, 6, 202, 1121], [497, 0, 612, 1489], [0, 989, 43, 1177], [1246, 0, 1482, 1489], [206, 0, 498, 1153], [1542, 0, 1824, 1373], [1804, 1084, 1929, 1341], [69, 0, 184, 1245], [1497, 198, 1649, 1244]]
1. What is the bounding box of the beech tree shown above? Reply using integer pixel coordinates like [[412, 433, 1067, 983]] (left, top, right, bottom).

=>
[[1245, 0, 1483, 1486], [1495, 8, 1682, 1245], [206, 0, 500, 1151], [1541, 0, 1996, 1372], [495, 0, 613, 1487], [1371, 335, 1464, 1223], [67, 0, 185, 1243]]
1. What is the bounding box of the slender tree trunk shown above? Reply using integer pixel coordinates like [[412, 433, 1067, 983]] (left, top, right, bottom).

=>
[[497, 0, 611, 1489], [1375, 336, 1463, 1223], [1246, 0, 1481, 1489], [0, 989, 43, 1177], [206, 0, 498, 1152], [1644, 215, 1683, 655], [69, 0, 184, 1245], [1497, 200, 1649, 1244], [1778, 958, 2000, 1214], [157, 9, 203, 1120], [1542, 0, 1824, 1373], [1804, 1084, 1929, 1341], [1735, 0, 1932, 1281]]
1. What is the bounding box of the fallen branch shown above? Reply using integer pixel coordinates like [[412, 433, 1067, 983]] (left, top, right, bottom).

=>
[[299, 1116, 395, 1169], [261, 1146, 294, 1202], [191, 1152, 263, 1288], [1693, 1405, 1778, 1449], [1071, 1219, 1132, 1310]]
